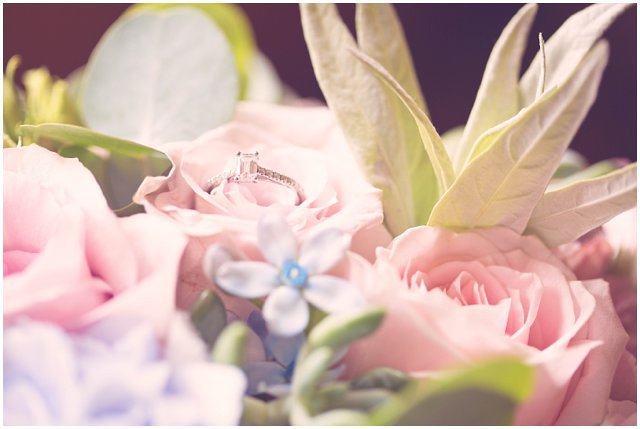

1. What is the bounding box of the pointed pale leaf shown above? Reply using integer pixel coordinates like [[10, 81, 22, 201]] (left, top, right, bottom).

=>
[[355, 4, 428, 114], [520, 3, 631, 105], [350, 47, 454, 195], [428, 41, 609, 232], [81, 8, 237, 147], [455, 4, 537, 172], [300, 4, 438, 235], [526, 163, 637, 247]]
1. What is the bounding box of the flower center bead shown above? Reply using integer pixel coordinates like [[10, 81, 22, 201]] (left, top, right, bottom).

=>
[[281, 260, 308, 289]]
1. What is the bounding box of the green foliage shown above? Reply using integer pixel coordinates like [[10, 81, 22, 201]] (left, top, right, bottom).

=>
[[20, 123, 170, 210], [127, 3, 255, 99], [190, 290, 228, 349], [212, 321, 250, 367], [81, 8, 238, 147], [367, 358, 534, 425]]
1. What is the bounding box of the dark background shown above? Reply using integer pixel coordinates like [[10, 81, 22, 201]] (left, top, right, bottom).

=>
[[4, 3, 637, 163]]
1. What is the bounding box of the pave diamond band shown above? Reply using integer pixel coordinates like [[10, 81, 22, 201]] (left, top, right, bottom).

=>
[[204, 152, 306, 204]]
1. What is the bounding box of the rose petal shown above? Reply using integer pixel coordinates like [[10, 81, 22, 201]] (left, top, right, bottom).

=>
[[263, 287, 309, 337], [216, 261, 279, 299], [304, 275, 365, 313], [257, 212, 297, 267], [299, 228, 351, 274]]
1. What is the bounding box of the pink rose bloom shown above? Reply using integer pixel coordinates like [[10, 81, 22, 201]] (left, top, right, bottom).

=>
[[558, 210, 637, 358], [4, 145, 187, 334], [135, 101, 389, 313], [343, 226, 633, 425]]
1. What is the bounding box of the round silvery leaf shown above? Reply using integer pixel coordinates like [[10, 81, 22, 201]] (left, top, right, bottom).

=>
[[81, 8, 238, 147]]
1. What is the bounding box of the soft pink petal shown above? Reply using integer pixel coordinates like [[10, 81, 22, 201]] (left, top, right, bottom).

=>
[[554, 279, 629, 425]]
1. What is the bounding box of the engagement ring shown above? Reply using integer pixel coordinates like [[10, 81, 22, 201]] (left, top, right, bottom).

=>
[[204, 152, 306, 204]]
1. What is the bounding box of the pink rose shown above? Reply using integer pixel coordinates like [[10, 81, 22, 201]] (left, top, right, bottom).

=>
[[343, 226, 631, 425], [3, 145, 187, 334], [135, 101, 389, 313], [558, 212, 637, 358]]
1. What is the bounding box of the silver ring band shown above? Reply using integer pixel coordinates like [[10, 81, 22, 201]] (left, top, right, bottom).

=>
[[204, 152, 306, 204]]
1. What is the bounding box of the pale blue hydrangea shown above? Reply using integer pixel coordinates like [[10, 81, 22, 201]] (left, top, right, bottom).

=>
[[210, 211, 365, 336], [3, 315, 246, 425]]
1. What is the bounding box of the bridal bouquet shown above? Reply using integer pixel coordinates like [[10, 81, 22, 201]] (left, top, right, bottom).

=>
[[3, 3, 637, 425]]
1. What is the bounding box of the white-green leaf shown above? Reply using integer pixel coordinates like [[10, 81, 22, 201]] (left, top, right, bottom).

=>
[[355, 4, 428, 115], [428, 41, 609, 232], [81, 8, 238, 147], [349, 48, 454, 196], [300, 4, 438, 235], [520, 3, 631, 105], [454, 4, 537, 172], [526, 163, 637, 247]]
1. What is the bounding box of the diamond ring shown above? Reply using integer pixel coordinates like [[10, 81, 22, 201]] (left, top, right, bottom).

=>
[[204, 152, 306, 204]]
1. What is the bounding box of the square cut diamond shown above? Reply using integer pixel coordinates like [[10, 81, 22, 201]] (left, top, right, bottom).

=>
[[233, 152, 259, 182]]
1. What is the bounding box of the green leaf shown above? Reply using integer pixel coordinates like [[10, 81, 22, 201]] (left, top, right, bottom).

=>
[[189, 290, 227, 349], [307, 409, 368, 425], [368, 358, 534, 425], [550, 158, 624, 190], [291, 346, 334, 398], [23, 68, 82, 126], [3, 56, 24, 141], [349, 48, 454, 196], [4, 133, 17, 148], [520, 3, 632, 106], [440, 125, 464, 161], [428, 41, 609, 232], [355, 4, 428, 116], [81, 8, 238, 147], [20, 123, 164, 159], [454, 4, 537, 172], [20, 123, 171, 210], [211, 321, 249, 367], [526, 163, 637, 247], [350, 367, 410, 392], [553, 149, 588, 179], [307, 306, 385, 353], [127, 3, 255, 100], [300, 4, 439, 235]]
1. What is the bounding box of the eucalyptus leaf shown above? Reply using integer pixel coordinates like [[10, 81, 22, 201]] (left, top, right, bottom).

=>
[[307, 306, 385, 353], [368, 358, 533, 425], [454, 4, 537, 172], [81, 8, 238, 147], [526, 163, 637, 247], [3, 56, 23, 141], [520, 3, 632, 105], [189, 290, 227, 349], [300, 4, 438, 235], [428, 41, 609, 232], [127, 3, 254, 99], [355, 4, 428, 115]]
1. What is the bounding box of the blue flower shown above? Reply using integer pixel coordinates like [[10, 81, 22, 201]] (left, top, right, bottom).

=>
[[211, 211, 366, 336], [3, 316, 246, 425], [242, 310, 303, 396]]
